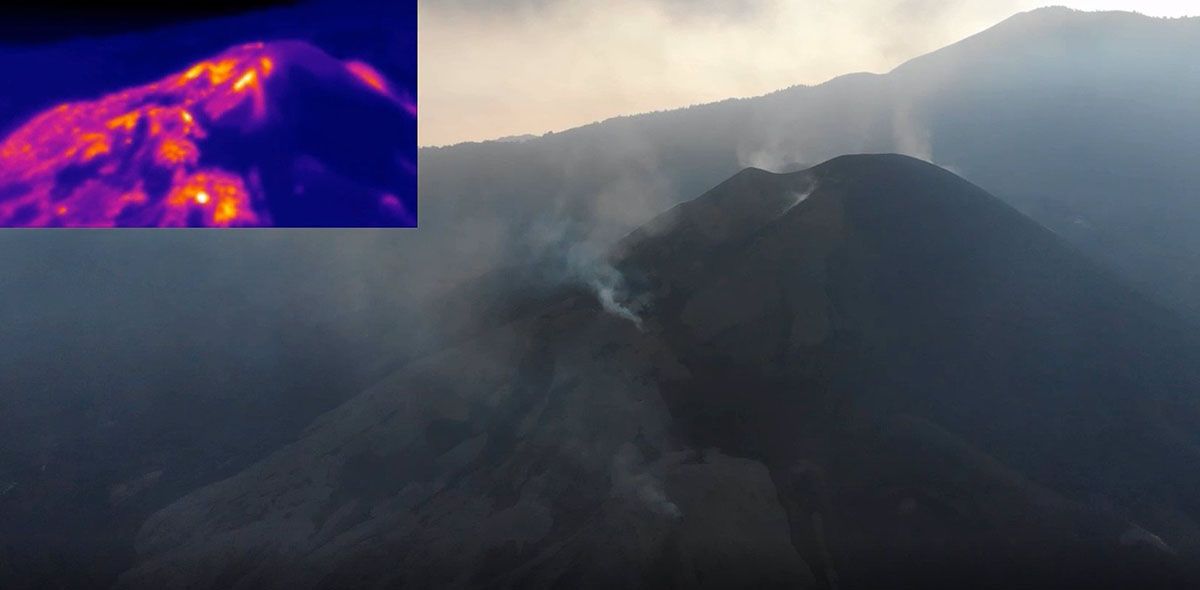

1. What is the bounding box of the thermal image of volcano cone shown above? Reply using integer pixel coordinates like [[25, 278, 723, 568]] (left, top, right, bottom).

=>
[[0, 40, 416, 227]]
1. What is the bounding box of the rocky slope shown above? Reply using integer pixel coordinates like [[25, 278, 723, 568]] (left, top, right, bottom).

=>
[[121, 155, 1200, 589]]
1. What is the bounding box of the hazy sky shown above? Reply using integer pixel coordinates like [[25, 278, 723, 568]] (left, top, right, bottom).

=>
[[418, 1, 1197, 146]]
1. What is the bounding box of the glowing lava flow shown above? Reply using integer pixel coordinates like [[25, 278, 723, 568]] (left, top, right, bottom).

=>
[[346, 60, 416, 117], [0, 42, 407, 227]]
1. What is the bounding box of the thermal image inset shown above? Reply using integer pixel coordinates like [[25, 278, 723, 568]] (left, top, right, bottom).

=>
[[0, 41, 416, 227]]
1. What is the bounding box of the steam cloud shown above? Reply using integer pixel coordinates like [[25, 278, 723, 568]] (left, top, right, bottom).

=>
[[891, 103, 933, 162], [780, 182, 818, 216], [566, 242, 645, 330], [611, 443, 681, 519], [520, 136, 671, 331]]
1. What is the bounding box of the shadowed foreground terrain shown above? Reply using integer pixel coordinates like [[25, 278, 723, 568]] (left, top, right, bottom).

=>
[[119, 155, 1200, 589]]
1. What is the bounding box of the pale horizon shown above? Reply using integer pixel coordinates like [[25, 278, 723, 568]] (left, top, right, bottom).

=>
[[418, 1, 1198, 147]]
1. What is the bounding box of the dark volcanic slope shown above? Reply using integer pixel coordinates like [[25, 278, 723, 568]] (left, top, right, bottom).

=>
[[619, 155, 1200, 587], [120, 155, 1200, 590]]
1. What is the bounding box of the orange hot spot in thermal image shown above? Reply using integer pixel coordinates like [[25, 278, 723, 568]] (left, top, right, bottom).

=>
[[345, 60, 390, 96], [0, 42, 413, 227]]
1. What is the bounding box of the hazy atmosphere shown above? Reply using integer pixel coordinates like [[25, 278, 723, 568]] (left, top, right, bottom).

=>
[[5, 2, 1200, 588], [419, 0, 1197, 145]]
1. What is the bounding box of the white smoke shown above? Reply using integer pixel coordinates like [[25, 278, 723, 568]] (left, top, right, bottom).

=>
[[611, 442, 681, 519], [566, 242, 645, 330], [1120, 525, 1175, 555], [891, 102, 969, 176], [891, 103, 933, 162], [779, 181, 819, 217], [520, 132, 671, 331], [736, 136, 808, 171]]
